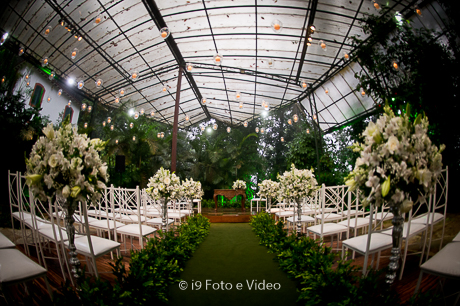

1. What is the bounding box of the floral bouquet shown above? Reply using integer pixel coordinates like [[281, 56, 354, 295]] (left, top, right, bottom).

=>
[[25, 118, 108, 204], [344, 104, 444, 213], [257, 180, 280, 199], [182, 178, 204, 200], [277, 164, 318, 201], [146, 167, 181, 200], [232, 179, 246, 190]]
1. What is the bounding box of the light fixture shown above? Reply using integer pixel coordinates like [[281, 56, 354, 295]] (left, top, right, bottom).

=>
[[310, 25, 316, 33], [343, 52, 350, 60], [95, 78, 103, 88], [243, 121, 248, 128], [202, 97, 207, 104], [1, 76, 4, 83], [77, 36, 83, 41], [44, 26, 52, 37], [414, 5, 422, 17], [25, 74, 29, 80], [67, 78, 75, 86], [260, 128, 265, 134], [71, 48, 78, 60], [307, 37, 313, 42], [130, 122, 134, 129], [114, 96, 120, 103], [150, 111, 155, 117], [162, 86, 167, 92], [81, 103, 87, 110], [307, 129, 310, 134], [68, 100, 71, 106], [77, 80, 84, 89], [18, 46, 25, 56], [319, 40, 327, 51], [0, 32, 8, 46], [110, 125, 114, 131], [185, 115, 189, 121], [307, 41, 311, 47], [160, 132, 164, 138], [102, 121, 106, 127], [313, 114, 317, 120], [84, 122, 88, 128], [115, 139, 119, 144], [107, 117, 112, 124], [255, 127, 259, 133], [49, 71, 55, 80], [271, 19, 283, 33], [157, 132, 161, 138], [201, 126, 205, 132], [293, 114, 299, 123], [94, 15, 102, 25], [46, 96, 51, 103], [301, 80, 308, 89], [134, 112, 139, 120], [160, 27, 170, 39], [26, 81, 30, 87], [325, 88, 330, 95], [360, 87, 366, 97], [239, 102, 243, 109], [59, 19, 65, 27], [373, 1, 381, 10], [131, 70, 139, 81], [133, 136, 136, 141], [227, 127, 231, 133], [392, 60, 399, 71], [140, 108, 145, 115], [281, 137, 284, 142], [213, 123, 218, 130], [58, 89, 62, 96], [186, 63, 193, 72], [88, 106, 92, 112], [288, 119, 292, 125], [41, 57, 49, 67], [236, 91, 241, 101], [213, 53, 223, 65], [119, 88, 125, 96]]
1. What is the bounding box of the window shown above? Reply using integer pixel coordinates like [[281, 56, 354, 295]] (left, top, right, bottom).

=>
[[63, 105, 74, 122], [29, 83, 45, 108]]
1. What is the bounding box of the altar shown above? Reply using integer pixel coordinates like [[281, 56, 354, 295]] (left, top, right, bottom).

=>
[[213, 189, 246, 212]]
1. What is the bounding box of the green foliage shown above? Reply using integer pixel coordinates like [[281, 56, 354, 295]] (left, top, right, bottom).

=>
[[53, 214, 210, 305]]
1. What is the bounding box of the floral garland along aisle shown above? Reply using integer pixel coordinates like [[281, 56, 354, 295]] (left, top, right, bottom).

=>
[[25, 117, 109, 280], [345, 104, 444, 284]]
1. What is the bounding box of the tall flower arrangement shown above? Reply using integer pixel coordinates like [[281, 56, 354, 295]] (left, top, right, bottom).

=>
[[344, 105, 444, 213], [146, 167, 181, 200], [25, 119, 109, 204], [182, 178, 204, 200], [257, 179, 280, 199], [277, 164, 318, 201], [344, 104, 444, 284], [232, 179, 246, 190]]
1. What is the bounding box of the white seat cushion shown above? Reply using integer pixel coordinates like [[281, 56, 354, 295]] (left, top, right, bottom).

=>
[[89, 219, 126, 230], [381, 222, 427, 238], [67, 236, 120, 256], [116, 224, 157, 236], [365, 211, 394, 221], [453, 232, 460, 242], [286, 215, 315, 223], [337, 217, 370, 228], [412, 213, 444, 225], [307, 223, 348, 235], [420, 242, 460, 278], [342, 233, 393, 254], [275, 211, 295, 217], [316, 213, 342, 221], [0, 232, 15, 249], [38, 225, 84, 241], [12, 211, 32, 220], [145, 218, 175, 225], [0, 249, 47, 283]]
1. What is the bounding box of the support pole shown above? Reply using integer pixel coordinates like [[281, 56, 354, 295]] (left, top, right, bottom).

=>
[[171, 66, 183, 172]]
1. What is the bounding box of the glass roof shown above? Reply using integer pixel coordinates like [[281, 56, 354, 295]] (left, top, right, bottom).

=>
[[1, 0, 444, 131]]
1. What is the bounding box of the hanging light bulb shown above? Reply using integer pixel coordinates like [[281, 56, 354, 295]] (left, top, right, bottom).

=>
[[255, 127, 259, 133], [18, 46, 25, 56], [26, 81, 30, 87], [115, 139, 119, 144], [343, 52, 350, 60], [392, 60, 399, 71], [157, 132, 161, 138], [236, 91, 241, 101], [308, 37, 313, 43], [140, 108, 145, 115], [133, 136, 136, 141], [114, 96, 120, 103], [131, 70, 139, 81], [46, 96, 51, 103], [202, 97, 207, 104], [307, 128, 310, 134], [161, 132, 164, 138], [134, 112, 139, 120], [71, 48, 78, 60], [94, 15, 102, 25], [293, 114, 299, 123], [239, 102, 243, 109], [84, 122, 88, 128], [310, 25, 316, 33], [119, 88, 125, 96], [77, 80, 84, 89], [185, 115, 189, 121], [130, 122, 134, 129], [325, 88, 330, 95], [201, 126, 205, 132], [110, 125, 114, 131], [414, 5, 422, 17], [227, 127, 231, 133], [0, 33, 8, 46], [162, 86, 167, 92], [68, 100, 72, 106], [43, 26, 52, 37], [88, 105, 92, 112], [25, 74, 29, 80], [41, 57, 49, 67], [301, 80, 308, 89], [281, 137, 284, 142], [373, 1, 381, 10], [150, 111, 155, 117], [319, 40, 327, 51], [243, 121, 248, 128], [213, 123, 218, 130], [107, 117, 112, 124], [213, 53, 223, 65], [58, 89, 62, 96], [288, 119, 292, 125], [102, 121, 106, 127], [95, 78, 103, 88], [313, 114, 317, 120], [160, 27, 170, 39], [360, 87, 366, 97], [1, 76, 5, 83], [271, 19, 283, 33], [81, 103, 87, 111], [49, 71, 55, 80], [77, 36, 83, 41], [260, 128, 265, 134], [186, 63, 193, 72]]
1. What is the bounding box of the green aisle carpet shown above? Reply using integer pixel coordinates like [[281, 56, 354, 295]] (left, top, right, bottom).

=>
[[168, 223, 298, 305]]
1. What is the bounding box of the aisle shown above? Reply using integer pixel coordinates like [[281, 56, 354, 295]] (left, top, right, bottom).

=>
[[168, 223, 298, 305]]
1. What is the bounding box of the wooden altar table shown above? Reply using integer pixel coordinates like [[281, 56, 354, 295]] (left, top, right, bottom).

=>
[[213, 189, 246, 212]]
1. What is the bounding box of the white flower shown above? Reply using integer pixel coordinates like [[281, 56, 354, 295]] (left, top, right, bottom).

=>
[[42, 124, 54, 139], [387, 135, 399, 154], [48, 154, 59, 168], [62, 185, 70, 198]]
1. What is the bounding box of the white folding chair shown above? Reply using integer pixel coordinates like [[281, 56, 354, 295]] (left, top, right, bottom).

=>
[[0, 232, 15, 249]]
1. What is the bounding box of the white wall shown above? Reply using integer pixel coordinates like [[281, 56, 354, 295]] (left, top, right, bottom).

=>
[[14, 64, 81, 125]]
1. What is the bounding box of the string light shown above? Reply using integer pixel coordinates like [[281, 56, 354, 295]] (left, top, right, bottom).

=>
[[239, 102, 243, 109], [114, 96, 120, 103], [160, 27, 170, 39], [150, 111, 155, 117], [236, 91, 241, 101], [243, 121, 248, 128], [42, 57, 49, 67], [81, 103, 87, 111], [186, 63, 193, 72], [119, 88, 125, 96], [313, 114, 317, 120], [71, 48, 78, 60], [58, 89, 62, 96], [185, 115, 189, 121], [213, 53, 223, 65], [131, 71, 139, 81], [94, 15, 102, 25], [18, 46, 25, 56], [88, 106, 92, 112], [49, 71, 55, 80], [201, 126, 205, 132], [360, 87, 366, 97], [110, 125, 114, 131], [260, 128, 265, 134], [288, 119, 292, 125], [227, 127, 231, 133], [115, 139, 119, 144], [301, 80, 307, 89], [373, 1, 381, 10], [77, 80, 84, 89], [202, 97, 207, 104], [130, 122, 134, 129], [281, 137, 284, 142], [213, 123, 218, 130], [392, 60, 399, 71], [84, 122, 88, 128], [271, 19, 283, 33], [293, 114, 299, 123], [107, 117, 112, 124], [255, 127, 259, 133], [46, 97, 51, 103], [68, 100, 71, 106], [95, 79, 103, 88], [102, 121, 106, 127], [307, 129, 310, 134], [319, 40, 327, 51], [343, 52, 350, 60], [133, 136, 136, 141]]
